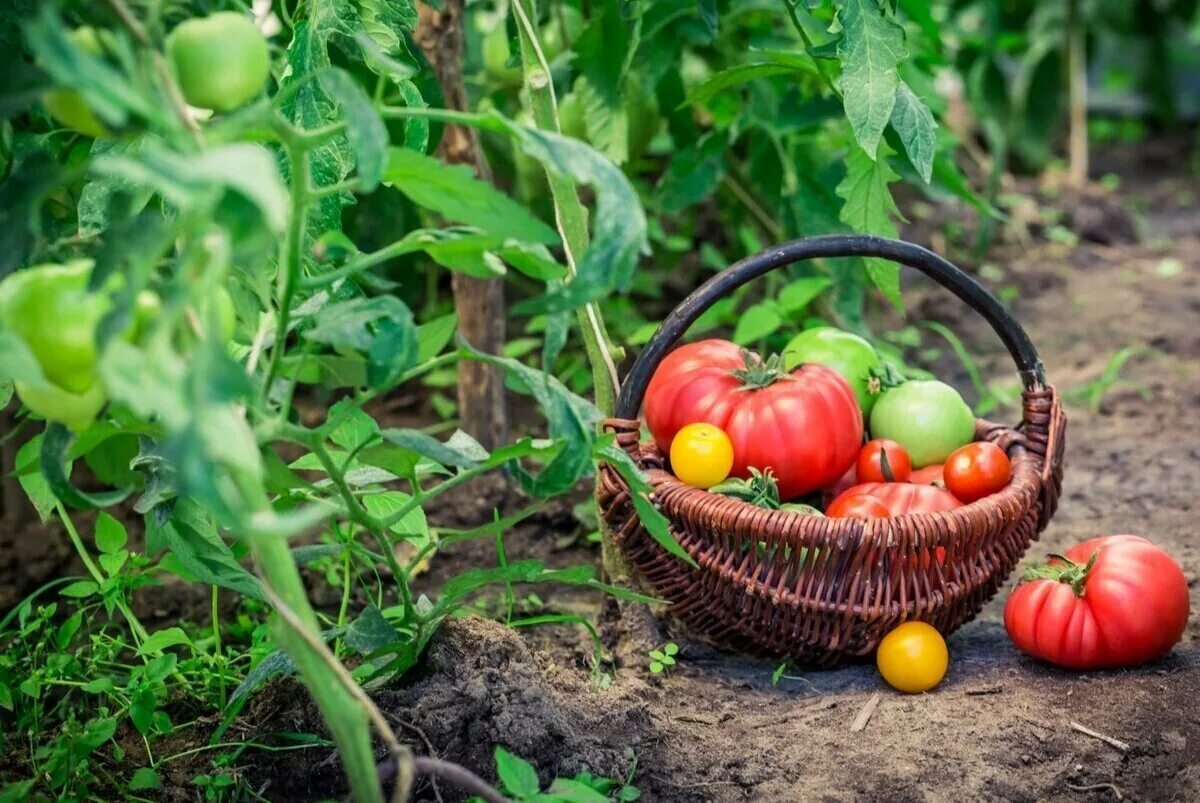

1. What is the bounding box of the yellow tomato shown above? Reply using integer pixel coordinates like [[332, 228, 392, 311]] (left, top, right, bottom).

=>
[[876, 621, 948, 693], [669, 423, 734, 489]]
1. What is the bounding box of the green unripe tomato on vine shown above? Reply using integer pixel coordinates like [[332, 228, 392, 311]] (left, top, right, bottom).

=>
[[483, 24, 522, 86], [42, 27, 108, 138], [0, 261, 112, 430], [167, 12, 270, 113]]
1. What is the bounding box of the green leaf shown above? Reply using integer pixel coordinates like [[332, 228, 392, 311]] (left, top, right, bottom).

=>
[[378, 428, 486, 469], [836, 0, 908, 157], [94, 513, 127, 555], [494, 747, 541, 798], [151, 499, 265, 600], [594, 435, 695, 569], [60, 580, 98, 598], [137, 626, 191, 656], [128, 768, 161, 792], [344, 605, 400, 656], [327, 400, 381, 453], [415, 313, 459, 363], [383, 148, 558, 245], [362, 491, 430, 541], [656, 132, 727, 214], [836, 141, 903, 309], [318, 69, 388, 191], [732, 302, 783, 344], [460, 344, 600, 497], [889, 81, 937, 183], [78, 138, 155, 236], [684, 63, 802, 108], [40, 424, 133, 511], [778, 277, 834, 314], [91, 143, 289, 233]]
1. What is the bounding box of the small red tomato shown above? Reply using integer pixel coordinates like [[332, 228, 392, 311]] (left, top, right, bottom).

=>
[[943, 442, 1011, 503], [856, 439, 912, 483], [910, 464, 944, 486], [826, 495, 890, 520]]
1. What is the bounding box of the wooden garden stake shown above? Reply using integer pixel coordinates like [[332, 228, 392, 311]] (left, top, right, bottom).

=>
[[414, 0, 507, 449]]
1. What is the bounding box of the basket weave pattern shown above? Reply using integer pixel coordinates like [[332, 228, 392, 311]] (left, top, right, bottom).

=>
[[597, 388, 1066, 665]]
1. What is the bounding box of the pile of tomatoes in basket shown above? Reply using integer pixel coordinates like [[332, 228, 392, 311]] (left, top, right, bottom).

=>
[[645, 328, 1011, 517]]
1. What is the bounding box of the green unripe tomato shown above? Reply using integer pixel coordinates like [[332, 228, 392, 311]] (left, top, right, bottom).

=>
[[178, 284, 237, 347], [483, 24, 521, 86], [783, 327, 883, 415], [539, 6, 584, 63], [13, 379, 107, 433], [167, 12, 270, 113], [869, 380, 976, 468], [0, 261, 108, 394], [42, 27, 108, 138]]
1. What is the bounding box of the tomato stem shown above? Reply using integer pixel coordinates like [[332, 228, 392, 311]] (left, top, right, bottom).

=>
[[729, 350, 791, 389], [1020, 550, 1099, 597]]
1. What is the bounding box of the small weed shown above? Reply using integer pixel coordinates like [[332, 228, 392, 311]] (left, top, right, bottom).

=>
[[648, 643, 679, 675], [1064, 346, 1154, 413], [487, 747, 640, 802]]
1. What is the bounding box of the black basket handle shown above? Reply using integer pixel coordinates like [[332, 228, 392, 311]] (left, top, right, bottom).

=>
[[615, 234, 1046, 420]]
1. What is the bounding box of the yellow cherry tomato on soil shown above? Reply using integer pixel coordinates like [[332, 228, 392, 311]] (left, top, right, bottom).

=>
[[876, 621, 948, 693], [669, 423, 734, 490]]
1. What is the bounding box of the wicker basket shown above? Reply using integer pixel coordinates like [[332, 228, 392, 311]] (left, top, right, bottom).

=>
[[597, 235, 1066, 665]]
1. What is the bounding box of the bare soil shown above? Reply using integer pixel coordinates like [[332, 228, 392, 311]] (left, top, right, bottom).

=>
[[4, 152, 1199, 802]]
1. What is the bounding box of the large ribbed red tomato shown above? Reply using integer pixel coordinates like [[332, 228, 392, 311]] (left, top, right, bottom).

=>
[[827, 482, 962, 516], [644, 339, 863, 500], [1004, 536, 1190, 670]]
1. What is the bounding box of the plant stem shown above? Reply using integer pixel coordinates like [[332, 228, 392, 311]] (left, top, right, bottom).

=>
[[54, 503, 150, 649], [251, 533, 386, 803], [260, 131, 311, 405], [511, 0, 620, 418], [782, 0, 842, 99], [210, 585, 226, 709], [104, 0, 204, 147]]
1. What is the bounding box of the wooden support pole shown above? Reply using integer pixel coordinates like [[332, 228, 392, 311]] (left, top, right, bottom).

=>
[[414, 0, 507, 448]]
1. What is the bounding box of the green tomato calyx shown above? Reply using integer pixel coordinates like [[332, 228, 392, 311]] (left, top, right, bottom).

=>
[[710, 467, 781, 509], [867, 364, 906, 397], [1021, 550, 1099, 597], [730, 350, 791, 390]]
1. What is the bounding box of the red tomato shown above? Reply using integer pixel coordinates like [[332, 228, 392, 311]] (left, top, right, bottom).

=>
[[1004, 536, 1190, 670], [943, 441, 1011, 503], [857, 439, 912, 483], [827, 482, 962, 516], [910, 464, 944, 486], [644, 340, 863, 499], [826, 495, 891, 520]]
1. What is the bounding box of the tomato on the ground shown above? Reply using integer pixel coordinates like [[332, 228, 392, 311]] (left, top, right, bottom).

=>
[[669, 423, 734, 490], [1004, 536, 1189, 670], [943, 441, 1011, 503], [869, 380, 975, 468], [644, 340, 862, 500], [167, 13, 270, 113], [857, 439, 912, 483], [876, 621, 949, 693]]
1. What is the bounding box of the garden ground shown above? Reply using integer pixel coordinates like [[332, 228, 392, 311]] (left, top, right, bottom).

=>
[[4, 146, 1198, 801]]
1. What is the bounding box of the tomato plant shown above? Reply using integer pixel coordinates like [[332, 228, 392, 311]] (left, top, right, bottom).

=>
[[857, 439, 912, 483], [876, 621, 949, 693], [828, 483, 962, 516], [1004, 536, 1190, 670], [943, 442, 1011, 503], [644, 340, 863, 499], [41, 26, 108, 137], [869, 381, 976, 468]]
